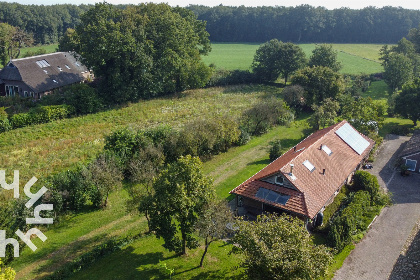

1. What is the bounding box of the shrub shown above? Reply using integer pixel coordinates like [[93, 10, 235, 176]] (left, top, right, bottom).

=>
[[283, 85, 307, 112], [10, 105, 74, 129], [63, 84, 103, 115], [207, 69, 257, 87], [0, 107, 11, 132], [268, 139, 282, 161], [352, 171, 380, 203], [10, 112, 32, 128]]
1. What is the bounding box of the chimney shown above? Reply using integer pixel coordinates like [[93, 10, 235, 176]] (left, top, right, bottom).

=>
[[322, 168, 326, 175], [294, 146, 296, 152], [290, 164, 294, 175], [320, 144, 323, 150]]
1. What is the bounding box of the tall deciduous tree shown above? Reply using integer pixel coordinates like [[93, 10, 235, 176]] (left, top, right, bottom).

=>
[[395, 79, 420, 126], [232, 214, 333, 280], [382, 53, 413, 91], [149, 155, 215, 255], [309, 44, 342, 72], [252, 39, 307, 84], [291, 66, 345, 106], [0, 23, 33, 66], [310, 98, 340, 130], [196, 200, 233, 267], [63, 3, 211, 104]]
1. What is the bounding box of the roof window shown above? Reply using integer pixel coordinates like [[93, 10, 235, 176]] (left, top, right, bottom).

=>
[[43, 70, 48, 74], [36, 59, 50, 68], [65, 64, 71, 69], [53, 79, 58, 83], [321, 145, 332, 156], [58, 66, 63, 71], [303, 160, 315, 172]]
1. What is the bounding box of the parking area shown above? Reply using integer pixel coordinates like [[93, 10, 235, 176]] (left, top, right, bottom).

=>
[[334, 134, 420, 280]]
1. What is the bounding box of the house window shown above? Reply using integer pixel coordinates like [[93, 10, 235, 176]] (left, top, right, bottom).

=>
[[5, 85, 17, 97], [275, 176, 284, 185], [30, 92, 34, 97], [36, 59, 50, 68], [43, 70, 48, 74], [406, 159, 417, 171], [65, 64, 71, 69], [24, 91, 28, 97], [53, 80, 58, 83], [57, 66, 63, 71]]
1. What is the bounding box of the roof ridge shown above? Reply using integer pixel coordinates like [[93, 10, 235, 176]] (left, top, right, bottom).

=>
[[12, 52, 66, 62]]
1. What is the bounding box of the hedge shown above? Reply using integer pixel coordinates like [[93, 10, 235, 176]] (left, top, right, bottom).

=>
[[10, 105, 75, 129]]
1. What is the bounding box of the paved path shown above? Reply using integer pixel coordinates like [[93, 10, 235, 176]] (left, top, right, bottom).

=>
[[334, 135, 420, 280]]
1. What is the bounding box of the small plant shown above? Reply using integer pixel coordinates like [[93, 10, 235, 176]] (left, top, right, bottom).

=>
[[159, 260, 174, 279], [400, 164, 410, 176], [268, 139, 282, 161]]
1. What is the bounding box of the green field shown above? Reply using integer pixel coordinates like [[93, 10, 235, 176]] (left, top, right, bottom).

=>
[[202, 43, 384, 75], [18, 44, 58, 58]]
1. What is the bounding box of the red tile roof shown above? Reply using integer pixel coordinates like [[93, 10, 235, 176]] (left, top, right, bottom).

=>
[[230, 120, 375, 219]]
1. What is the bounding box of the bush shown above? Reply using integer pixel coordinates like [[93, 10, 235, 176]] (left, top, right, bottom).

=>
[[0, 107, 11, 132], [283, 85, 307, 112], [352, 171, 381, 203], [63, 84, 103, 115], [241, 98, 293, 135], [10, 105, 74, 129], [207, 69, 257, 87], [10, 112, 33, 128], [268, 139, 282, 161]]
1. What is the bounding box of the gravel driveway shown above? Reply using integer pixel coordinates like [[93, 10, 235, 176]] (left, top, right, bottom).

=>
[[334, 134, 420, 280]]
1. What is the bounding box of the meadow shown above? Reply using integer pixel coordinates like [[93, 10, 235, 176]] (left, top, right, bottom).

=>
[[5, 43, 416, 280], [202, 43, 384, 74]]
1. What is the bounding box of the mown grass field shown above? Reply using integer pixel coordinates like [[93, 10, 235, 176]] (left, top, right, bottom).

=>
[[202, 43, 384, 74]]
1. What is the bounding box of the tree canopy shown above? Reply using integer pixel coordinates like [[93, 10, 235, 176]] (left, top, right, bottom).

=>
[[252, 39, 306, 84], [149, 155, 215, 255], [395, 79, 420, 126], [232, 214, 333, 280], [291, 66, 345, 106], [309, 44, 342, 72], [61, 3, 212, 103]]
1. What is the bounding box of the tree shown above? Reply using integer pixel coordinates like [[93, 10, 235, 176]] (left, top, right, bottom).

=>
[[408, 23, 420, 53], [341, 97, 385, 134], [232, 214, 333, 280], [291, 66, 345, 106], [88, 152, 124, 208], [394, 79, 420, 126], [310, 98, 339, 130], [268, 139, 282, 161], [58, 28, 79, 52], [149, 155, 215, 255], [65, 3, 212, 104], [252, 39, 307, 84], [382, 53, 413, 91], [196, 200, 233, 267], [282, 85, 306, 112], [309, 44, 342, 72], [0, 23, 33, 66]]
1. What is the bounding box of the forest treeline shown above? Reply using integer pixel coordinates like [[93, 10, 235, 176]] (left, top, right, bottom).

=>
[[188, 5, 420, 43], [0, 3, 419, 45]]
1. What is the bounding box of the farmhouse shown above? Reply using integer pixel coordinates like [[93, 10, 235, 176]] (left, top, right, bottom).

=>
[[230, 120, 374, 227], [0, 52, 90, 99], [400, 130, 420, 173]]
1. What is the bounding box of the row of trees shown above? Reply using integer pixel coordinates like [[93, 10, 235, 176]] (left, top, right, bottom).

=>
[[0, 3, 418, 45], [189, 5, 420, 43]]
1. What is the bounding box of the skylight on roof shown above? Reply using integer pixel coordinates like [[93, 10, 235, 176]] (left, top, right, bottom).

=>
[[36, 59, 50, 68], [335, 123, 370, 155], [255, 188, 290, 205], [322, 145, 332, 156], [58, 66, 63, 71], [75, 62, 80, 67], [43, 70, 48, 74], [303, 160, 315, 172], [65, 64, 71, 69], [53, 79, 58, 83]]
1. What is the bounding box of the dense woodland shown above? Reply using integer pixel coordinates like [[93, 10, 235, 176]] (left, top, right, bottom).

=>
[[1, 3, 420, 45]]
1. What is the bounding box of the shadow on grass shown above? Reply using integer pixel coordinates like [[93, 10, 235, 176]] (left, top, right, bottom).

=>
[[379, 121, 414, 138], [188, 268, 244, 280]]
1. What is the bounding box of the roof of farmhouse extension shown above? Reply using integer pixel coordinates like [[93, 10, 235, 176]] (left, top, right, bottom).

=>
[[0, 52, 88, 93], [230, 120, 375, 219]]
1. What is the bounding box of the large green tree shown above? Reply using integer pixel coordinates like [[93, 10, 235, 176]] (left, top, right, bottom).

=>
[[0, 23, 33, 66], [232, 214, 333, 280], [62, 3, 211, 103], [310, 98, 340, 130], [382, 53, 413, 91], [395, 79, 420, 126], [291, 66, 345, 106], [309, 44, 342, 72], [149, 155, 215, 255], [252, 39, 307, 84]]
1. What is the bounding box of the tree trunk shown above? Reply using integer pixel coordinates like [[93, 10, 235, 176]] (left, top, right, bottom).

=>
[[284, 74, 288, 85], [181, 232, 186, 255], [200, 237, 213, 267], [145, 209, 150, 233]]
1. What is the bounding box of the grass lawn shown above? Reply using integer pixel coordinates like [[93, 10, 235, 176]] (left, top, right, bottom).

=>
[[203, 43, 384, 75], [18, 44, 59, 58]]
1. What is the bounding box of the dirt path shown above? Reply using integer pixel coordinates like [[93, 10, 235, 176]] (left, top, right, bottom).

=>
[[334, 134, 420, 280]]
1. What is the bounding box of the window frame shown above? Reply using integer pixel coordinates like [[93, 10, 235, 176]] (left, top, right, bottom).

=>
[[406, 159, 417, 172]]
